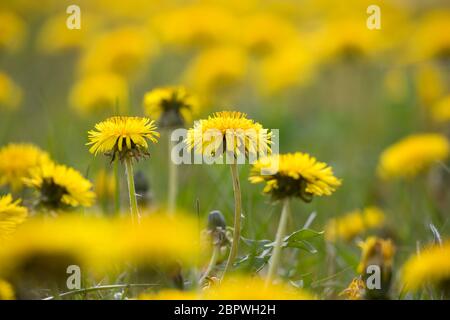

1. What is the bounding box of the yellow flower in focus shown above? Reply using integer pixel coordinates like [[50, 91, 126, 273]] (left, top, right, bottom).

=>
[[186, 111, 271, 159], [377, 133, 449, 179], [79, 27, 157, 79], [0, 72, 22, 110], [24, 163, 95, 209], [0, 11, 26, 52], [0, 279, 14, 300], [94, 169, 116, 200], [183, 47, 248, 95], [143, 86, 199, 127], [87, 116, 160, 161], [0, 194, 27, 240], [340, 277, 365, 300], [206, 275, 314, 300], [249, 152, 341, 201], [325, 206, 385, 242], [402, 241, 450, 292], [431, 95, 450, 123], [155, 5, 236, 48], [0, 143, 51, 192], [69, 73, 128, 115]]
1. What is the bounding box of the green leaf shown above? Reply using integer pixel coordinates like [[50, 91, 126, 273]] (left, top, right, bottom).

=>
[[284, 228, 324, 242]]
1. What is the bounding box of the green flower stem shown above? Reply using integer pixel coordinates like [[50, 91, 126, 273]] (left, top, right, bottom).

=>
[[222, 162, 242, 280], [125, 157, 140, 224], [167, 132, 177, 215], [266, 198, 290, 286], [113, 157, 120, 215], [199, 245, 219, 285]]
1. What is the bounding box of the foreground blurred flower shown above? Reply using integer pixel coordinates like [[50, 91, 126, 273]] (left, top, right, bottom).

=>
[[402, 241, 450, 295], [250, 152, 341, 285], [79, 26, 157, 79], [0, 213, 199, 298], [377, 133, 449, 179], [0, 11, 26, 53], [24, 163, 95, 210], [143, 86, 199, 128], [187, 111, 271, 280], [0, 143, 51, 192], [358, 237, 395, 299], [325, 206, 385, 242], [141, 275, 314, 300], [87, 116, 159, 222], [0, 194, 27, 239], [0, 72, 22, 110], [0, 279, 14, 300], [432, 95, 450, 124], [69, 73, 128, 116]]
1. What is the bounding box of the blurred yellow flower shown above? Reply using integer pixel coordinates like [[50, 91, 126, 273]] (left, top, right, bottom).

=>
[[378, 133, 449, 179], [186, 111, 271, 158], [24, 163, 95, 209], [431, 95, 450, 123], [140, 289, 199, 300], [415, 63, 445, 107], [0, 143, 51, 192], [325, 206, 385, 242], [0, 11, 26, 52], [143, 86, 199, 127], [183, 47, 248, 95], [87, 116, 160, 161], [155, 4, 236, 48], [250, 152, 341, 201], [0, 194, 27, 240], [36, 13, 99, 54], [402, 241, 450, 292], [69, 72, 128, 116], [0, 279, 14, 300], [78, 26, 157, 79], [0, 72, 22, 110], [357, 237, 395, 274]]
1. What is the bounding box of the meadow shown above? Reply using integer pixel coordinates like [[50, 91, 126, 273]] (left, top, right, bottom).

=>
[[0, 0, 449, 300]]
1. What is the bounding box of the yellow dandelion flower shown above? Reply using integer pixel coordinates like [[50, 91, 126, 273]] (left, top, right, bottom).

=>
[[0, 194, 27, 240], [249, 152, 341, 201], [0, 11, 26, 53], [340, 277, 365, 300], [325, 206, 385, 242], [431, 95, 450, 124], [24, 163, 95, 209], [402, 241, 450, 292], [0, 279, 14, 300], [69, 72, 128, 116], [78, 26, 157, 79], [143, 86, 199, 127], [358, 237, 395, 299], [186, 111, 271, 159], [0, 72, 22, 110], [183, 47, 248, 95], [206, 275, 315, 300], [0, 143, 51, 192], [87, 116, 160, 161], [415, 63, 445, 106], [377, 133, 449, 179]]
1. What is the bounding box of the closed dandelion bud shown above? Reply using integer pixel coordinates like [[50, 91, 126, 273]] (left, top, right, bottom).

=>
[[358, 237, 395, 300]]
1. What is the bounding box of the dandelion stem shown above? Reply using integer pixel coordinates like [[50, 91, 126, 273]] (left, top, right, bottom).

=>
[[125, 157, 140, 224], [222, 162, 242, 280], [167, 132, 177, 215], [113, 157, 120, 215], [266, 198, 290, 286], [199, 245, 219, 285]]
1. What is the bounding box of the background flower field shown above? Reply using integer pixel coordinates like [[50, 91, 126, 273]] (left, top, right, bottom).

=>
[[0, 0, 449, 300]]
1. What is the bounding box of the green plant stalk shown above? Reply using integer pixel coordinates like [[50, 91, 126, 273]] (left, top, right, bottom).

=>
[[114, 157, 120, 215], [221, 162, 242, 280], [199, 245, 219, 285], [266, 198, 290, 286], [125, 157, 140, 224], [167, 133, 177, 215]]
